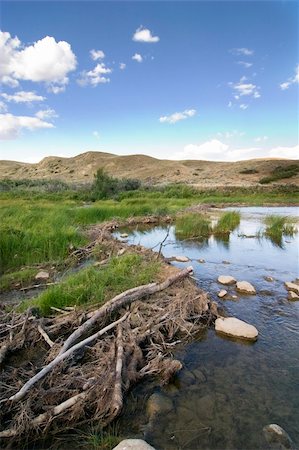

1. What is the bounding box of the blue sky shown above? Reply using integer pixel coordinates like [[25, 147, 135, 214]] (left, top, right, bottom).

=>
[[0, 1, 298, 162]]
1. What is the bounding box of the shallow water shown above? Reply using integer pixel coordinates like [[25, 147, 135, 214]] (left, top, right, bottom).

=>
[[115, 207, 299, 450]]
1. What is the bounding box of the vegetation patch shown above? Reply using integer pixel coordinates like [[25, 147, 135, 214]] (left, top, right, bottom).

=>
[[23, 253, 160, 315], [0, 268, 37, 292], [239, 168, 259, 174], [214, 211, 241, 234], [175, 213, 212, 239], [259, 164, 299, 184], [264, 215, 297, 243]]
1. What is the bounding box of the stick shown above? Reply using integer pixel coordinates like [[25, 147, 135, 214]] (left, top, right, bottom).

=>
[[59, 266, 193, 356], [110, 324, 124, 417], [8, 313, 129, 404], [37, 325, 54, 348]]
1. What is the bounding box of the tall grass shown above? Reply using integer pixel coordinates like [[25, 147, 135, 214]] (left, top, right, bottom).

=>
[[264, 215, 297, 242], [175, 213, 212, 239], [22, 253, 160, 315], [214, 211, 241, 234]]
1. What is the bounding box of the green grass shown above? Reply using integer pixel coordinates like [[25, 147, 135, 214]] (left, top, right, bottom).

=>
[[0, 268, 37, 292], [264, 215, 298, 242], [78, 423, 121, 450], [21, 253, 160, 315], [175, 213, 212, 239], [214, 211, 241, 234], [259, 164, 299, 184]]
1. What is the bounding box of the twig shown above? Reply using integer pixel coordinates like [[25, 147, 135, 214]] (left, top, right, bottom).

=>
[[37, 325, 54, 348]]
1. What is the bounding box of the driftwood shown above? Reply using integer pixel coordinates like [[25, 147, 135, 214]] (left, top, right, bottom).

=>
[[37, 324, 54, 348], [9, 313, 129, 403], [59, 266, 193, 356]]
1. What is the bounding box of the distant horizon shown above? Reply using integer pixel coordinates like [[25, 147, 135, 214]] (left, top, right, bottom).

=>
[[0, 1, 298, 163]]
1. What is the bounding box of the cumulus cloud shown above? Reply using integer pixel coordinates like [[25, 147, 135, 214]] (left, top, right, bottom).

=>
[[78, 63, 112, 86], [1, 91, 45, 103], [0, 101, 7, 112], [230, 47, 254, 56], [132, 27, 160, 43], [280, 65, 299, 90], [159, 109, 196, 124], [35, 108, 58, 120], [172, 140, 299, 162], [90, 49, 105, 61], [132, 53, 143, 63], [237, 61, 253, 68], [0, 31, 77, 90], [240, 104, 249, 110], [0, 113, 54, 140], [233, 80, 260, 97], [217, 130, 245, 139], [119, 62, 126, 70]]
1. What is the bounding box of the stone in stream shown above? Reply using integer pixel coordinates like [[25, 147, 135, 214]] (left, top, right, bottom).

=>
[[264, 276, 274, 282], [236, 281, 256, 295], [198, 258, 205, 263], [146, 392, 173, 421], [217, 275, 236, 285], [263, 424, 297, 450], [35, 271, 50, 280], [175, 256, 189, 262], [218, 289, 228, 298], [215, 317, 258, 341], [285, 282, 299, 296], [113, 440, 156, 450], [222, 260, 230, 264], [288, 291, 299, 301], [120, 233, 128, 238]]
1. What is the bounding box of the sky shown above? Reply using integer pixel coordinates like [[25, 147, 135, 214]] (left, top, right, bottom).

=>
[[0, 0, 298, 163]]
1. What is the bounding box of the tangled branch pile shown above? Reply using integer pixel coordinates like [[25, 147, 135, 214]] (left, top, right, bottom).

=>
[[0, 222, 217, 446]]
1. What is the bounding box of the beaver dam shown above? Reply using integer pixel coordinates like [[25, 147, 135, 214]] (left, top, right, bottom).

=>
[[0, 207, 298, 450]]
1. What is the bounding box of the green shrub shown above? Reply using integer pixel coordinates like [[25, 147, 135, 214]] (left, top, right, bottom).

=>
[[259, 165, 299, 184]]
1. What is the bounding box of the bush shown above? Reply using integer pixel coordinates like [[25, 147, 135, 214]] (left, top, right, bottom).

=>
[[259, 165, 299, 184], [92, 168, 141, 199]]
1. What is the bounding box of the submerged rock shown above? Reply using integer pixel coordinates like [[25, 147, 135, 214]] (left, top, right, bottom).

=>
[[146, 392, 173, 420], [264, 276, 274, 282], [288, 291, 299, 301], [285, 282, 299, 296], [175, 256, 189, 262], [236, 281, 256, 294], [218, 289, 228, 298], [218, 275, 236, 285], [263, 424, 297, 450], [113, 439, 156, 450], [215, 317, 258, 341], [35, 271, 50, 280], [198, 258, 205, 263], [222, 260, 230, 264]]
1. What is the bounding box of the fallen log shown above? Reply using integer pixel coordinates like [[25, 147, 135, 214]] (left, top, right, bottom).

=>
[[59, 266, 193, 355], [8, 313, 129, 404]]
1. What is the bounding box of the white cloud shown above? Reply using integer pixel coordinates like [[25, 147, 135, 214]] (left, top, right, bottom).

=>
[[1, 90, 45, 103], [119, 62, 126, 70], [254, 136, 268, 142], [237, 61, 253, 68], [227, 101, 232, 108], [48, 85, 65, 94], [0, 113, 54, 140], [233, 81, 260, 97], [280, 65, 299, 90], [132, 53, 143, 63], [217, 130, 245, 139], [240, 104, 249, 110], [172, 139, 299, 162], [78, 63, 112, 86], [133, 26, 160, 43], [90, 49, 105, 61], [230, 47, 254, 56], [159, 109, 196, 124], [0, 101, 7, 112], [35, 108, 58, 120], [0, 31, 77, 90]]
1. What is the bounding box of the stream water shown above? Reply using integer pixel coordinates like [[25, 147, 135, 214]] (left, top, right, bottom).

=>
[[115, 207, 299, 450]]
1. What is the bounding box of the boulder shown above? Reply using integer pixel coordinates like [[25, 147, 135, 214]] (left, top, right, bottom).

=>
[[217, 275, 236, 285], [215, 317, 258, 341], [288, 291, 299, 301], [236, 281, 256, 295], [146, 392, 173, 420], [35, 271, 50, 280], [218, 289, 228, 298], [113, 440, 156, 450], [285, 282, 299, 296], [263, 424, 296, 450], [175, 256, 189, 262]]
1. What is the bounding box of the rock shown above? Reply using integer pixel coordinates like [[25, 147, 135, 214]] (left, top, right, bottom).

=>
[[217, 275, 236, 285], [263, 424, 297, 450], [218, 289, 228, 298], [198, 259, 205, 263], [264, 276, 274, 282], [117, 248, 126, 256], [175, 256, 189, 262], [288, 291, 299, 301], [113, 439, 156, 450], [285, 282, 299, 296], [231, 295, 238, 299], [35, 271, 50, 280], [215, 317, 258, 341], [146, 392, 173, 420], [120, 233, 128, 238], [222, 260, 230, 264], [236, 281, 256, 294], [178, 369, 196, 386]]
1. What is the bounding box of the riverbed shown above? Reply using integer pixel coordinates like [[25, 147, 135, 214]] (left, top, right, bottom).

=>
[[115, 207, 299, 450]]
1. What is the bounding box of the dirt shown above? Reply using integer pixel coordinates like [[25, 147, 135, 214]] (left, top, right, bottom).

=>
[[1, 151, 298, 186]]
